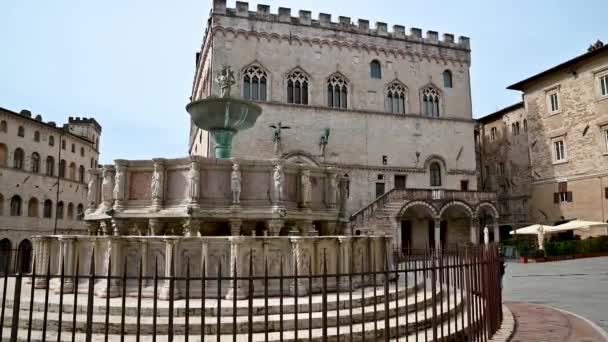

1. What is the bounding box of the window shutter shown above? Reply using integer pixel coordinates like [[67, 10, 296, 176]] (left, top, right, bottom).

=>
[[566, 191, 573, 202], [605, 187, 608, 199], [553, 193, 559, 203], [558, 182, 567, 192]]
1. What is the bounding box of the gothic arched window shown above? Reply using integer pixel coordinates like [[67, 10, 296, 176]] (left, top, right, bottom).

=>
[[327, 75, 348, 109], [31, 152, 40, 173], [370, 60, 382, 79], [422, 87, 441, 117], [386, 82, 407, 114], [34, 131, 40, 142], [13, 148, 24, 169], [0, 120, 7, 133], [430, 162, 442, 187], [286, 71, 309, 105], [69, 162, 76, 180], [443, 70, 453, 88], [242, 65, 268, 101], [48, 135, 54, 146], [17, 126, 25, 137]]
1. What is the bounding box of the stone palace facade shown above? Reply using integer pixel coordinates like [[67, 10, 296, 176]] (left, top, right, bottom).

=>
[[189, 1, 498, 249]]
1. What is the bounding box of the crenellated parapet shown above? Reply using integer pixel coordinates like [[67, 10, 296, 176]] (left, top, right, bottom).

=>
[[211, 0, 470, 50]]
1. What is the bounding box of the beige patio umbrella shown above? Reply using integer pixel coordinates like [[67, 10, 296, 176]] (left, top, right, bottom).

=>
[[510, 224, 553, 235], [547, 220, 608, 233]]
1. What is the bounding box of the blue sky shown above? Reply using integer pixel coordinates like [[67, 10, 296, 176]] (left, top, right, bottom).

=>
[[1, 0, 606, 164]]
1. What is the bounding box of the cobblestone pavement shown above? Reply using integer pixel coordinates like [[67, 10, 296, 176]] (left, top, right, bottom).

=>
[[503, 256, 608, 333], [506, 302, 608, 341]]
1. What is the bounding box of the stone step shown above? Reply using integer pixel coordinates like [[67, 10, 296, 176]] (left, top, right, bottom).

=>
[[1, 279, 427, 317], [3, 288, 457, 335], [1, 294, 472, 342]]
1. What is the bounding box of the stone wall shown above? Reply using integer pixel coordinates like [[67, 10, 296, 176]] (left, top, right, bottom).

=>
[[522, 51, 608, 224], [477, 103, 531, 227]]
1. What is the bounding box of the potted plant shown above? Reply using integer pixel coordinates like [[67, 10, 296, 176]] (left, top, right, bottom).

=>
[[533, 249, 546, 262]]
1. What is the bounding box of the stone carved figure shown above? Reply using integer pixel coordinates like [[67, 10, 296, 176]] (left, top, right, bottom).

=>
[[269, 122, 290, 155], [87, 171, 98, 208], [151, 164, 163, 201], [273, 164, 284, 203], [300, 169, 311, 207], [483, 226, 490, 245], [215, 65, 235, 98], [113, 166, 126, 202], [319, 127, 330, 156], [231, 163, 242, 204], [101, 167, 114, 207], [188, 161, 200, 202], [328, 172, 338, 206], [536, 225, 545, 250]]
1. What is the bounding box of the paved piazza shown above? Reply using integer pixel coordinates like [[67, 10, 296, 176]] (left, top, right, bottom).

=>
[[503, 256, 608, 333]]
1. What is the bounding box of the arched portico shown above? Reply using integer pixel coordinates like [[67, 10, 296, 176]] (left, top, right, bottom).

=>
[[397, 201, 439, 250], [438, 201, 475, 248]]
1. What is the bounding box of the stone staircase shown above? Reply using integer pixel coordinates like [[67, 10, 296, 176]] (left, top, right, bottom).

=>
[[0, 271, 483, 341], [350, 189, 403, 236]]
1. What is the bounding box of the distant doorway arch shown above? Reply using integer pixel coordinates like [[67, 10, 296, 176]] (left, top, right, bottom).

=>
[[0, 238, 12, 274], [17, 239, 32, 273]]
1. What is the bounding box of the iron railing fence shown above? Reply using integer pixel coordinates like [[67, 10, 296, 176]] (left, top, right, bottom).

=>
[[0, 245, 503, 342]]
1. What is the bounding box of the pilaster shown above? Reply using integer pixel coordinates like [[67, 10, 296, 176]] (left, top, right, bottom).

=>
[[56, 236, 77, 293], [33, 236, 51, 289], [159, 238, 180, 300], [470, 216, 480, 245]]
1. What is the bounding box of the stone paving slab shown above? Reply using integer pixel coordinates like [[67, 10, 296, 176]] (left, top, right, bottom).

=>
[[506, 302, 608, 342]]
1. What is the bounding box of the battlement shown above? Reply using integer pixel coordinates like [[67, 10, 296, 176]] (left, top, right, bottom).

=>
[[211, 0, 470, 49], [68, 116, 102, 132]]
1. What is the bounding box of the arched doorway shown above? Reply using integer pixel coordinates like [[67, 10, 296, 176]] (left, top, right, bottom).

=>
[[398, 201, 438, 250], [438, 201, 474, 248], [17, 239, 33, 273], [0, 238, 12, 274]]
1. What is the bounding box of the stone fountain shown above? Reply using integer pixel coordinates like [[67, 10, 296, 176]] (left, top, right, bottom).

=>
[[186, 66, 262, 159], [31, 66, 392, 299]]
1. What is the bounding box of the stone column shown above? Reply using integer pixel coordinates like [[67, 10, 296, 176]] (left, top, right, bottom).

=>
[[338, 176, 349, 221], [434, 219, 442, 250], [33, 236, 52, 288], [150, 159, 166, 211], [267, 219, 284, 236], [229, 219, 242, 236], [337, 237, 352, 290], [95, 237, 124, 298], [57, 236, 77, 293], [493, 224, 500, 243], [149, 218, 163, 236], [160, 238, 180, 300], [289, 238, 309, 295], [470, 217, 480, 245], [226, 238, 244, 299], [140, 238, 149, 286]]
